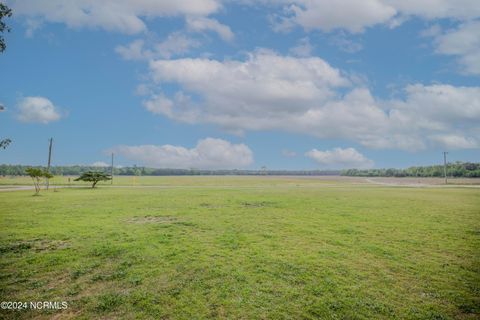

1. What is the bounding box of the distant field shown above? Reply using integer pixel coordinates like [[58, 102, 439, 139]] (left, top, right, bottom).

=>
[[0, 175, 341, 187], [0, 177, 479, 319], [1, 175, 480, 187]]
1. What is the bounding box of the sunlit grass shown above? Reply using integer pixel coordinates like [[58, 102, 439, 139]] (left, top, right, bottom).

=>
[[0, 177, 479, 319]]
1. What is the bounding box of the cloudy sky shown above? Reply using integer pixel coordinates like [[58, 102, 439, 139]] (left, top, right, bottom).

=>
[[0, 0, 479, 170]]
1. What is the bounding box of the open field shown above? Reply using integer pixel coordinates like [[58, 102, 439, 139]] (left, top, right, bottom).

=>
[[0, 177, 479, 319], [1, 175, 480, 188]]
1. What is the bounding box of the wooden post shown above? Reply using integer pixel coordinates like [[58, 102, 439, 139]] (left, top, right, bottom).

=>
[[443, 151, 448, 185], [46, 138, 53, 190], [111, 153, 114, 185]]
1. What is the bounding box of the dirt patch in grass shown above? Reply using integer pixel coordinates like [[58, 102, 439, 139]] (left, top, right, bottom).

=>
[[126, 215, 177, 224], [199, 203, 223, 209], [33, 239, 70, 251], [241, 201, 278, 208], [0, 239, 70, 253]]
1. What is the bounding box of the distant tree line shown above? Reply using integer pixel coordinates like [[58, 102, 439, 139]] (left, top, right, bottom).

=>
[[341, 162, 480, 178], [1, 162, 479, 177], [0, 165, 340, 176]]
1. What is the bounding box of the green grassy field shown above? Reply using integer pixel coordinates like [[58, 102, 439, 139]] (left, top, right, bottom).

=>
[[1, 175, 479, 187], [0, 175, 356, 187], [0, 177, 479, 319]]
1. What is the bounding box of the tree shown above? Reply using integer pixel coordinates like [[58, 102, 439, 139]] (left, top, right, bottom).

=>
[[0, 3, 12, 53], [75, 171, 111, 188], [0, 138, 11, 149], [25, 167, 53, 195]]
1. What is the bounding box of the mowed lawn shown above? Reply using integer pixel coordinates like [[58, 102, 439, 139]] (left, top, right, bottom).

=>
[[0, 178, 479, 319]]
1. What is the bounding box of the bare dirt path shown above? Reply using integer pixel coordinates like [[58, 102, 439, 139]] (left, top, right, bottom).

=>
[[0, 185, 39, 192]]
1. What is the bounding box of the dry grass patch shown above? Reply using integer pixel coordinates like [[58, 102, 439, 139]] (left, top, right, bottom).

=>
[[126, 215, 177, 224]]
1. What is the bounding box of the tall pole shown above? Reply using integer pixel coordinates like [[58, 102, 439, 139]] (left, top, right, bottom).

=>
[[111, 153, 114, 185], [46, 138, 53, 190], [443, 151, 448, 185]]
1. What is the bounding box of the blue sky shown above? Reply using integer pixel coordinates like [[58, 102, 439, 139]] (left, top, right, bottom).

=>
[[0, 0, 479, 170]]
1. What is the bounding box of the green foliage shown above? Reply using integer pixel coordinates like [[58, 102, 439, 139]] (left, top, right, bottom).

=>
[[0, 178, 478, 318], [25, 167, 53, 194], [94, 293, 125, 312], [1, 163, 479, 178], [1, 164, 337, 176], [75, 171, 111, 188], [342, 162, 480, 178], [2, 162, 480, 178], [0, 138, 11, 149], [0, 2, 12, 53]]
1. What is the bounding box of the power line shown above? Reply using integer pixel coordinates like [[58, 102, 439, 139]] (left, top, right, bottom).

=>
[[46, 138, 53, 190], [443, 151, 448, 185], [111, 153, 114, 185]]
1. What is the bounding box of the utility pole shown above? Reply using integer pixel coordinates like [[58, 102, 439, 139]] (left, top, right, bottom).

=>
[[111, 153, 114, 185], [443, 151, 448, 185], [46, 138, 53, 190]]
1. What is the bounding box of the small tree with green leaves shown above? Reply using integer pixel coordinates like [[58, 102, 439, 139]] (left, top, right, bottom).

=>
[[75, 171, 111, 188], [25, 167, 53, 195], [0, 138, 11, 149], [0, 3, 12, 53]]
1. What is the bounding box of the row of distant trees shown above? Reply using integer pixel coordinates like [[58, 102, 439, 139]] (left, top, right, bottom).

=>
[[0, 165, 341, 176], [0, 162, 479, 177], [341, 162, 480, 178]]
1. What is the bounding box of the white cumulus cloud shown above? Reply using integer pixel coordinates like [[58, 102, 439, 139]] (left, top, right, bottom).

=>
[[289, 37, 313, 57], [385, 0, 480, 20], [10, 0, 222, 35], [147, 50, 349, 123], [288, 0, 396, 33], [143, 51, 480, 151], [110, 138, 253, 169], [267, 0, 480, 33], [428, 134, 478, 149], [16, 96, 62, 124], [13, 0, 480, 36], [186, 17, 234, 41], [306, 147, 374, 169], [430, 20, 480, 75], [115, 33, 201, 61]]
